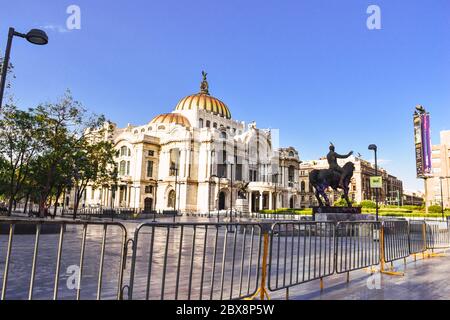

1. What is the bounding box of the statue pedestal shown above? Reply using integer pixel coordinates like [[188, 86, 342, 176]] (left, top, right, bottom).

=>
[[235, 198, 249, 216], [312, 206, 374, 222]]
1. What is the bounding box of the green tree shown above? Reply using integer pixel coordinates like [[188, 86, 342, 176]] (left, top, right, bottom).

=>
[[0, 104, 42, 215], [31, 90, 116, 217], [71, 138, 117, 217]]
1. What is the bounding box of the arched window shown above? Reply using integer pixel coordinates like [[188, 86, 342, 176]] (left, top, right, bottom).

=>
[[206, 120, 211, 128], [158, 125, 166, 130], [289, 151, 295, 157], [119, 160, 126, 176], [288, 166, 295, 183], [120, 146, 131, 157], [301, 181, 306, 192], [220, 131, 227, 139], [199, 118, 204, 128], [168, 190, 176, 209], [213, 122, 218, 129]]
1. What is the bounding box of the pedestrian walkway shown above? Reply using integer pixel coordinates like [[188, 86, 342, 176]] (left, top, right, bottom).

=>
[[270, 251, 450, 300]]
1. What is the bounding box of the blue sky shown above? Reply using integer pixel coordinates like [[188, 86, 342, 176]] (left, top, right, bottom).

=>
[[1, 0, 449, 191]]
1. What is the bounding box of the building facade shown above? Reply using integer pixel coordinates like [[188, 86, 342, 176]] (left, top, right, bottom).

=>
[[299, 156, 404, 207], [403, 190, 424, 206], [78, 73, 302, 213], [425, 130, 450, 208]]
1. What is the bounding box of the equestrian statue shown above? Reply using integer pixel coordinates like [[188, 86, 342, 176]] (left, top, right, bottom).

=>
[[309, 143, 355, 207]]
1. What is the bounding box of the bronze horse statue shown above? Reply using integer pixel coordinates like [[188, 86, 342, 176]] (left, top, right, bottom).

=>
[[309, 162, 355, 207]]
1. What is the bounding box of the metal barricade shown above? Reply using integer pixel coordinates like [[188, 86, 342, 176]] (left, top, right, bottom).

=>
[[408, 220, 426, 254], [268, 222, 335, 292], [425, 220, 450, 250], [128, 222, 262, 300], [0, 219, 127, 300], [335, 221, 380, 274], [381, 220, 409, 263]]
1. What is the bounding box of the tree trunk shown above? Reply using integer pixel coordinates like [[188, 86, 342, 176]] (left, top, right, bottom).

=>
[[7, 197, 13, 217], [23, 191, 30, 214], [53, 190, 62, 218]]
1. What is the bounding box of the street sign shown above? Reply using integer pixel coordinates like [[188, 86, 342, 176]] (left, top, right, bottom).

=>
[[370, 176, 383, 189]]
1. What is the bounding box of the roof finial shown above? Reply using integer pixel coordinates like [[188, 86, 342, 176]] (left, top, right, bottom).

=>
[[200, 70, 209, 95]]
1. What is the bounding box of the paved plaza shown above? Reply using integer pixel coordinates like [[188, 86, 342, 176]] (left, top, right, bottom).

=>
[[1, 216, 449, 300]]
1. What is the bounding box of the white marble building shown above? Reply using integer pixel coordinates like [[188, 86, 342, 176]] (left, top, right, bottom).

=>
[[80, 73, 302, 213]]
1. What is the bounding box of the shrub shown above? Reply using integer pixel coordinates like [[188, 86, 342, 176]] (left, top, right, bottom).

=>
[[428, 205, 443, 213], [333, 199, 346, 207], [360, 200, 377, 208]]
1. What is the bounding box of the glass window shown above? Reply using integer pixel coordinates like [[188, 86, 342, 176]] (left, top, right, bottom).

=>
[[147, 160, 153, 177], [119, 160, 126, 175], [206, 120, 211, 128], [199, 118, 204, 128], [169, 148, 180, 176], [148, 150, 154, 157]]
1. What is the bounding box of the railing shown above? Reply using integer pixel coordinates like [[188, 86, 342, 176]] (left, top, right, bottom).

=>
[[128, 222, 262, 300], [425, 220, 450, 249], [0, 219, 127, 300], [335, 221, 380, 274], [268, 222, 335, 291], [408, 220, 427, 255], [1, 217, 449, 300], [381, 220, 410, 263]]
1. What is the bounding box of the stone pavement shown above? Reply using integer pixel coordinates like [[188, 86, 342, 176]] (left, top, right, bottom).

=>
[[270, 252, 450, 300]]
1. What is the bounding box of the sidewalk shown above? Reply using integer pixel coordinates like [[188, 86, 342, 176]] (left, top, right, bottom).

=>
[[270, 252, 450, 300]]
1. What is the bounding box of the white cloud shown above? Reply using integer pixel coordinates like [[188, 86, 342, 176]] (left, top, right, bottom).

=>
[[40, 25, 70, 34], [368, 158, 392, 165]]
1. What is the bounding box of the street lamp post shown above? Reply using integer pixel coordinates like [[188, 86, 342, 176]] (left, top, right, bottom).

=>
[[368, 144, 379, 221], [440, 177, 445, 220], [273, 173, 279, 211], [439, 176, 450, 220], [209, 175, 218, 218], [217, 175, 222, 223], [170, 165, 179, 223], [225, 160, 234, 224], [1, 27, 48, 109]]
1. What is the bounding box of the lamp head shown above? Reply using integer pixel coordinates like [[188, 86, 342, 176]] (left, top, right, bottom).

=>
[[368, 144, 377, 151], [25, 29, 48, 45]]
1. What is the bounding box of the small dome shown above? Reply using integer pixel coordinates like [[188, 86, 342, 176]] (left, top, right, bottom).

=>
[[174, 71, 231, 119], [150, 113, 191, 127]]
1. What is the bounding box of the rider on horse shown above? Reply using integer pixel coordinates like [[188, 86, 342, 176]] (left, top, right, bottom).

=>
[[327, 143, 353, 188]]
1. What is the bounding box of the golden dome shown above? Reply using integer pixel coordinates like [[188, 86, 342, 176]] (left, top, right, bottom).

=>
[[150, 113, 191, 127], [174, 71, 231, 119]]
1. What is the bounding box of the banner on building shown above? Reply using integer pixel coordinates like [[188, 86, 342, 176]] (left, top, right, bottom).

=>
[[413, 112, 432, 178]]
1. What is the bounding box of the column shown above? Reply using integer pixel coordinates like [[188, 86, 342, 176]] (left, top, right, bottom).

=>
[[269, 192, 273, 210], [259, 192, 263, 211]]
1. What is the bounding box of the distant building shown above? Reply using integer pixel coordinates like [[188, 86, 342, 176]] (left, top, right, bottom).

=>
[[425, 130, 450, 208], [403, 190, 424, 206], [299, 156, 403, 207]]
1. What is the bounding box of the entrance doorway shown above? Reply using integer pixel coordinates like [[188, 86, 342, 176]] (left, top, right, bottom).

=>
[[144, 197, 153, 213], [219, 192, 226, 210]]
